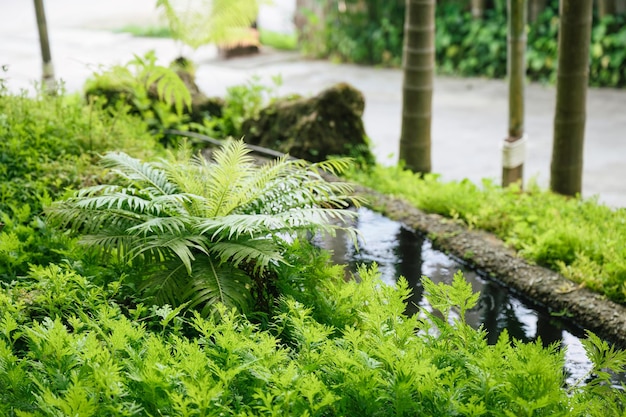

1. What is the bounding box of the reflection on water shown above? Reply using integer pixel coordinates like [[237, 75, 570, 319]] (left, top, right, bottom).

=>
[[320, 208, 624, 387]]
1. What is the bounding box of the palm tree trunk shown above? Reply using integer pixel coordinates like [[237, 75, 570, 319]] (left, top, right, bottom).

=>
[[471, 0, 486, 18], [502, 0, 527, 187], [550, 0, 593, 196], [33, 0, 55, 93], [597, 0, 617, 17], [528, 0, 546, 23], [399, 0, 434, 174]]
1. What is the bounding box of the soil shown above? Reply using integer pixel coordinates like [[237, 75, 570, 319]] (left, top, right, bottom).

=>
[[351, 185, 626, 349]]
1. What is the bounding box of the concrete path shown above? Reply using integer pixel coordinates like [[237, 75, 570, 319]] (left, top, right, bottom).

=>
[[1, 0, 625, 206]]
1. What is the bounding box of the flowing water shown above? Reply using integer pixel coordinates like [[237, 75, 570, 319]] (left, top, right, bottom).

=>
[[318, 208, 624, 387]]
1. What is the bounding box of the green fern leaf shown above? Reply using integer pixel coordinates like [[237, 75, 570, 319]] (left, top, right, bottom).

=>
[[157, 0, 260, 49]]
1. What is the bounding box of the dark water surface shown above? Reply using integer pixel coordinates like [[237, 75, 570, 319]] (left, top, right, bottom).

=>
[[319, 208, 624, 387]]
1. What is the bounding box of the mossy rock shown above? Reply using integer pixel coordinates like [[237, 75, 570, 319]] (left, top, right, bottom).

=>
[[84, 57, 223, 123], [241, 82, 375, 165]]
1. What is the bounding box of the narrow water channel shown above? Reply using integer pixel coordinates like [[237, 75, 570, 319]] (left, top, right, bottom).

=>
[[318, 208, 623, 387]]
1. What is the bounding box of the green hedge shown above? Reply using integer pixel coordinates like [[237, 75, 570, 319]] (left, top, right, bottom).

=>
[[303, 0, 626, 87]]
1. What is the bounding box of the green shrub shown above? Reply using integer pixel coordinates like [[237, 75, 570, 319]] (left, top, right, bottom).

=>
[[302, 0, 626, 87], [47, 140, 361, 315], [1, 264, 624, 415], [301, 0, 404, 66], [197, 75, 283, 139], [84, 51, 192, 141], [346, 165, 626, 304], [0, 88, 161, 280]]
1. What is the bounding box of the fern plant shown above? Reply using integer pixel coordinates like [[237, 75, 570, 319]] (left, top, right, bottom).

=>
[[84, 51, 192, 137], [47, 140, 361, 315], [156, 0, 261, 51]]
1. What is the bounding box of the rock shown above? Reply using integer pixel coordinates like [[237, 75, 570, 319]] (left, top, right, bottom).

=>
[[241, 82, 375, 165], [84, 56, 223, 124]]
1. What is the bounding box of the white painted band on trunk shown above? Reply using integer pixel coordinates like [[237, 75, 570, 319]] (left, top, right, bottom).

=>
[[42, 62, 54, 77], [502, 134, 527, 168]]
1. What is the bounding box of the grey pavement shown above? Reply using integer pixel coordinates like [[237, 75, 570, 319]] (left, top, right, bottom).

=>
[[1, 0, 625, 207]]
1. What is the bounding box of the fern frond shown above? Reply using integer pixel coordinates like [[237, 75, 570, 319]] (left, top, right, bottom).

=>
[[141, 260, 190, 306], [100, 152, 179, 196], [185, 256, 254, 313], [157, 0, 259, 49], [202, 140, 256, 216], [126, 216, 189, 236], [130, 234, 208, 274], [194, 214, 284, 239], [208, 238, 283, 273], [310, 157, 355, 176], [46, 205, 145, 235], [144, 65, 192, 115]]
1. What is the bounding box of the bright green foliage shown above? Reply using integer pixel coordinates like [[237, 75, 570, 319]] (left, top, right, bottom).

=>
[[259, 29, 298, 51], [300, 0, 404, 66], [198, 75, 282, 139], [47, 140, 361, 314], [157, 0, 260, 50], [346, 165, 626, 304], [589, 14, 626, 87], [435, 1, 508, 78], [84, 51, 192, 137], [2, 263, 623, 415], [0, 86, 160, 280]]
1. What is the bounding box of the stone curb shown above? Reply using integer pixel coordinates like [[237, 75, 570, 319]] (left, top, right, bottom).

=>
[[353, 185, 626, 349]]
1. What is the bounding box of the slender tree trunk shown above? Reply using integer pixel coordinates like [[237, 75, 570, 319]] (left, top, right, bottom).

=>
[[597, 0, 617, 17], [617, 0, 626, 13], [471, 0, 486, 18], [528, 0, 546, 23], [502, 0, 527, 187], [399, 0, 434, 174], [33, 0, 55, 93], [550, 0, 593, 196]]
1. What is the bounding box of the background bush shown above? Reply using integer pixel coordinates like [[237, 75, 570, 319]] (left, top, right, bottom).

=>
[[302, 0, 626, 87]]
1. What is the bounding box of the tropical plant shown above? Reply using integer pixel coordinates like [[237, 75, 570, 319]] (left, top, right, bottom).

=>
[[156, 0, 260, 51], [46, 140, 361, 315], [0, 85, 160, 280], [84, 51, 192, 140]]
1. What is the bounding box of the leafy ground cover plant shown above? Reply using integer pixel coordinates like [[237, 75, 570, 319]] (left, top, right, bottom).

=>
[[345, 165, 626, 305], [1, 259, 624, 416], [84, 51, 192, 139], [195, 74, 283, 140], [0, 85, 161, 280], [47, 140, 361, 315]]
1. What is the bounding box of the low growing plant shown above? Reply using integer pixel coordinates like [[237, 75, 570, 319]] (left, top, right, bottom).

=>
[[84, 51, 192, 140], [47, 140, 361, 315], [1, 263, 624, 415], [197, 74, 283, 139], [345, 164, 626, 304], [0, 86, 161, 280]]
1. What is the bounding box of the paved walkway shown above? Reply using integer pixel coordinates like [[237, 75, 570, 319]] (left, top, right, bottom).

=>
[[2, 0, 625, 206]]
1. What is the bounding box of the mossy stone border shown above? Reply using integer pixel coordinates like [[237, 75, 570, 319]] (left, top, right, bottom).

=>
[[353, 184, 626, 348]]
